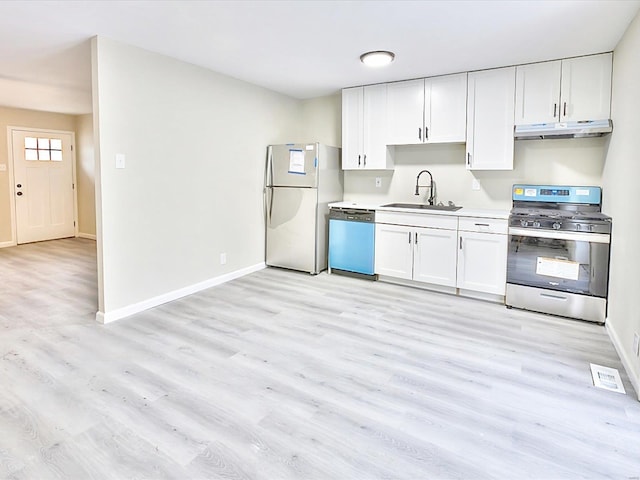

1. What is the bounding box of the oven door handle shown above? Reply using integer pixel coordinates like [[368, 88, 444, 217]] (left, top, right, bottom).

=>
[[508, 227, 610, 244]]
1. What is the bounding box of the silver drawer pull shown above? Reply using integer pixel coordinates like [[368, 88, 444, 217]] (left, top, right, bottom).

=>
[[474, 223, 490, 227], [540, 293, 567, 301]]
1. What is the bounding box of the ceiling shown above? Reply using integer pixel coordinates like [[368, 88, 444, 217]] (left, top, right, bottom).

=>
[[0, 0, 638, 115]]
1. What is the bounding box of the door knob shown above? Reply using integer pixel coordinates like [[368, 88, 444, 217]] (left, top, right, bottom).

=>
[[17, 192, 22, 196], [16, 184, 21, 188]]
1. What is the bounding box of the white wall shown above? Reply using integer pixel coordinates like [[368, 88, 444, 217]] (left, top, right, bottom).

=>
[[344, 138, 608, 209], [300, 94, 341, 147], [603, 11, 640, 399], [92, 36, 301, 317], [75, 113, 95, 237]]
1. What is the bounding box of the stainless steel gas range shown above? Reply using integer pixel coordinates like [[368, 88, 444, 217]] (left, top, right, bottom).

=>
[[505, 185, 612, 323]]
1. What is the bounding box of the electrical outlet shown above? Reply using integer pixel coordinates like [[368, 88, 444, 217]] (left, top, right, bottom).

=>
[[375, 177, 382, 188], [220, 253, 227, 265], [634, 332, 640, 357], [472, 179, 480, 191]]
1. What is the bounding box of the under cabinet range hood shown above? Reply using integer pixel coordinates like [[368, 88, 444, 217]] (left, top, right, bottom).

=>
[[514, 119, 613, 140]]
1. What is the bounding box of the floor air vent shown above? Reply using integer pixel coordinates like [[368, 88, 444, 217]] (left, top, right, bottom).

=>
[[590, 363, 626, 394]]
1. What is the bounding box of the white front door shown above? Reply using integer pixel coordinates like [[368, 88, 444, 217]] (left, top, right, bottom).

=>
[[12, 129, 75, 244]]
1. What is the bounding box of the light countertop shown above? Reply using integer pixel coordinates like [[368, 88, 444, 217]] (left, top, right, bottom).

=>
[[329, 201, 509, 220]]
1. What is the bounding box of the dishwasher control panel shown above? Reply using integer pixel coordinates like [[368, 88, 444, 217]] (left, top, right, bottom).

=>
[[329, 208, 375, 222]]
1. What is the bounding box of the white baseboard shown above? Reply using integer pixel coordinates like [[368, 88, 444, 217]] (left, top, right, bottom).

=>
[[606, 320, 640, 401], [77, 232, 97, 240], [96, 262, 266, 324], [0, 240, 17, 249]]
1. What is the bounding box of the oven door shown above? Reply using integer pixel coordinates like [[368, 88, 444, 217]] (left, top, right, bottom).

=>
[[507, 228, 610, 297]]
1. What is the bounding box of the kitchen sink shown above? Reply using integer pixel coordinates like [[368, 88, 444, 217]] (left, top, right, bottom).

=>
[[381, 203, 462, 211]]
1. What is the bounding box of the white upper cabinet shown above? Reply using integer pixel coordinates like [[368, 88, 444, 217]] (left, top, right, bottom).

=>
[[342, 84, 393, 170], [386, 73, 467, 145], [466, 66, 516, 171], [560, 53, 612, 121], [515, 53, 612, 125], [427, 73, 467, 143], [514, 60, 561, 124], [341, 87, 363, 170], [386, 79, 424, 145]]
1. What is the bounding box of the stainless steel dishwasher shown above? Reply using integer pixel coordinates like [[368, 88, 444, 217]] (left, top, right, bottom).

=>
[[328, 207, 376, 278]]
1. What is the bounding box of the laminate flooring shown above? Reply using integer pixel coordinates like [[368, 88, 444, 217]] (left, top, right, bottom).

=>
[[1, 238, 639, 479]]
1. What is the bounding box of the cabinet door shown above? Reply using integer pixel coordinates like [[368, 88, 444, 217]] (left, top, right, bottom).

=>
[[466, 67, 515, 171], [341, 87, 364, 170], [362, 83, 392, 169], [456, 232, 507, 295], [560, 53, 612, 121], [386, 79, 424, 145], [374, 223, 413, 279], [426, 73, 467, 143], [413, 227, 457, 287], [514, 60, 561, 125]]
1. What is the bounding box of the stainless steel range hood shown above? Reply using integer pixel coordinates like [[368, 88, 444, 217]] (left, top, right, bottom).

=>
[[514, 119, 613, 140]]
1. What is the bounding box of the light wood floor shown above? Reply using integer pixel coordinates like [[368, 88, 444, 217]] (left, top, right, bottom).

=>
[[1, 238, 639, 479]]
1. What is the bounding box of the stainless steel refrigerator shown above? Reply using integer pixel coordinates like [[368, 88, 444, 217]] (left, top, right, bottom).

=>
[[265, 143, 342, 274]]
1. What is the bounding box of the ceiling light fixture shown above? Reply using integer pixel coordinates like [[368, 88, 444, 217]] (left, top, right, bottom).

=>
[[360, 50, 395, 67]]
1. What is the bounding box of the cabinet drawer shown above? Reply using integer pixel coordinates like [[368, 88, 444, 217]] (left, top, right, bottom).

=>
[[376, 211, 458, 230], [458, 217, 508, 234]]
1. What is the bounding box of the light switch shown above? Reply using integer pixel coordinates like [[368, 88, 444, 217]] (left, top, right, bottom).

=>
[[375, 177, 382, 188], [0, 164, 6, 172], [115, 153, 126, 169], [472, 179, 480, 190]]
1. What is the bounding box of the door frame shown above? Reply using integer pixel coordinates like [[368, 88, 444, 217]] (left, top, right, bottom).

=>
[[4, 126, 78, 247]]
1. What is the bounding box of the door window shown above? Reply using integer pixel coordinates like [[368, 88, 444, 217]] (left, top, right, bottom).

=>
[[25, 137, 63, 162]]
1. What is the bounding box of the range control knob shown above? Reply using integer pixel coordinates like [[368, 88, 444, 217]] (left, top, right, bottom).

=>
[[520, 219, 528, 227], [532, 221, 541, 228], [552, 222, 562, 230]]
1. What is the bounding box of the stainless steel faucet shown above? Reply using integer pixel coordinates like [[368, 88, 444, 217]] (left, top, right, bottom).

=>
[[415, 170, 435, 205]]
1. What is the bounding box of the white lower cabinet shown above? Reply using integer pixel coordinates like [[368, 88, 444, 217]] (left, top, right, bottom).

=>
[[375, 213, 508, 298], [374, 223, 413, 279], [456, 218, 508, 295], [374, 213, 457, 287], [414, 227, 457, 287]]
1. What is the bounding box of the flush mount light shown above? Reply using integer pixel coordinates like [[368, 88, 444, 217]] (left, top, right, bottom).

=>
[[360, 50, 395, 67]]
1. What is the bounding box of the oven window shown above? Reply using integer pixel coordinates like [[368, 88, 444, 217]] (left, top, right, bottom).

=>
[[507, 235, 609, 297]]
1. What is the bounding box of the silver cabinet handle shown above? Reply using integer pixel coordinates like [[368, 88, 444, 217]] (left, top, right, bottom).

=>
[[363, 154, 366, 167], [418, 127, 422, 141], [358, 154, 361, 166], [467, 152, 471, 167], [474, 223, 490, 227], [408, 232, 412, 244], [553, 103, 557, 118], [425, 127, 428, 141], [563, 102, 567, 117], [459, 236, 462, 250], [415, 232, 418, 244]]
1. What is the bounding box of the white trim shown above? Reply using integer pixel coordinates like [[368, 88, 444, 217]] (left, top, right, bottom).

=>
[[96, 262, 266, 324], [606, 321, 640, 401], [0, 240, 17, 249], [77, 232, 97, 240], [6, 127, 17, 244]]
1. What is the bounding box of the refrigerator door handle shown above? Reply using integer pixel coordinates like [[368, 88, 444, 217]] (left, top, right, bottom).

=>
[[267, 187, 274, 224], [265, 147, 274, 187]]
